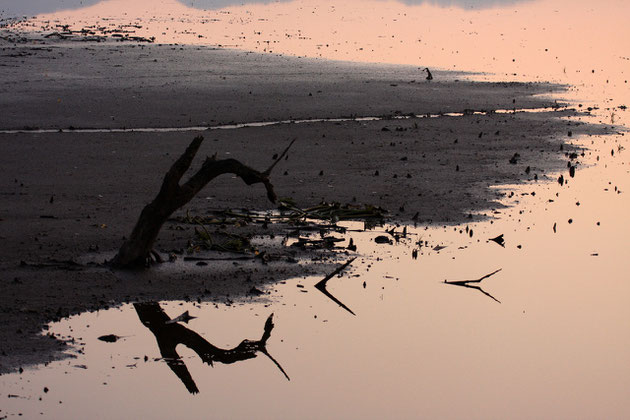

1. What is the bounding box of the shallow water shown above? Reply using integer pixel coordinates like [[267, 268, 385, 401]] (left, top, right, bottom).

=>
[[2, 112, 629, 418], [5, 0, 628, 116], [1, 0, 629, 418], [1, 0, 530, 18]]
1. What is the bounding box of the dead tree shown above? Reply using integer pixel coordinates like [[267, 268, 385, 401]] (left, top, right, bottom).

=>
[[112, 136, 294, 268]]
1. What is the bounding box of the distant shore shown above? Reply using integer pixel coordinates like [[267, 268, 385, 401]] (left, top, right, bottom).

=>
[[0, 41, 606, 372]]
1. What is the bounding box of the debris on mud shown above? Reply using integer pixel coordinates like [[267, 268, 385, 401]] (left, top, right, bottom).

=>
[[489, 234, 505, 247], [374, 235, 392, 244]]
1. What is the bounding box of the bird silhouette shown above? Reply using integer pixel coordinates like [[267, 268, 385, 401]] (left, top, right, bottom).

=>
[[424, 67, 433, 80]]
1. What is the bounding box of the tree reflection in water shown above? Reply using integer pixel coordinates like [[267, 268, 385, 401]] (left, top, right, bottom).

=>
[[134, 302, 289, 394]]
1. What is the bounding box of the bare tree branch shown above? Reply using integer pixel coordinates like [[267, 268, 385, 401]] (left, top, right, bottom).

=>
[[112, 136, 295, 268]]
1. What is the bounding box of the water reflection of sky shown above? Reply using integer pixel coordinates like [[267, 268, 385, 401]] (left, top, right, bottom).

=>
[[183, 0, 532, 9], [1, 1, 96, 18], [2, 0, 530, 17]]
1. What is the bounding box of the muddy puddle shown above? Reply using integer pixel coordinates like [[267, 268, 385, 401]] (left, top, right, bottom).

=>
[[2, 111, 628, 418]]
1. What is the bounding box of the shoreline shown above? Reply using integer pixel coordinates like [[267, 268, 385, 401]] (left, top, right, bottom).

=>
[[0, 42, 613, 373]]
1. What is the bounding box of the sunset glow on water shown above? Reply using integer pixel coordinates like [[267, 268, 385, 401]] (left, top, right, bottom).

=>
[[3, 0, 627, 114], [1, 0, 629, 419]]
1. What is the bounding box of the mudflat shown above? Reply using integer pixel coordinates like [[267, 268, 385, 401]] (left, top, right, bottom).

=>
[[0, 42, 605, 372]]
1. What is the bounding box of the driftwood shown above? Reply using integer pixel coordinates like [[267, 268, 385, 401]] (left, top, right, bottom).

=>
[[135, 302, 289, 394], [314, 258, 357, 315], [444, 268, 502, 303], [112, 136, 295, 268]]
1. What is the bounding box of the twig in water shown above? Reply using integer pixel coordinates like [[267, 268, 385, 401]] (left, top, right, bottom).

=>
[[314, 258, 357, 315], [444, 268, 502, 303]]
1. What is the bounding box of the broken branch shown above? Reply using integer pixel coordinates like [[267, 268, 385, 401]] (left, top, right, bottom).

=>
[[264, 137, 296, 176], [444, 268, 502, 286], [444, 268, 502, 303], [314, 258, 357, 315]]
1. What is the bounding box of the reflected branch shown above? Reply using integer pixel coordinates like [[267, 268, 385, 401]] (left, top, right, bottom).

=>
[[134, 302, 289, 394], [444, 268, 502, 303], [314, 258, 357, 315]]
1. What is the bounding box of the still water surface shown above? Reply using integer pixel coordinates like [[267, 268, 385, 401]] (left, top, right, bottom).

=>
[[3, 129, 629, 418], [1, 0, 532, 17]]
